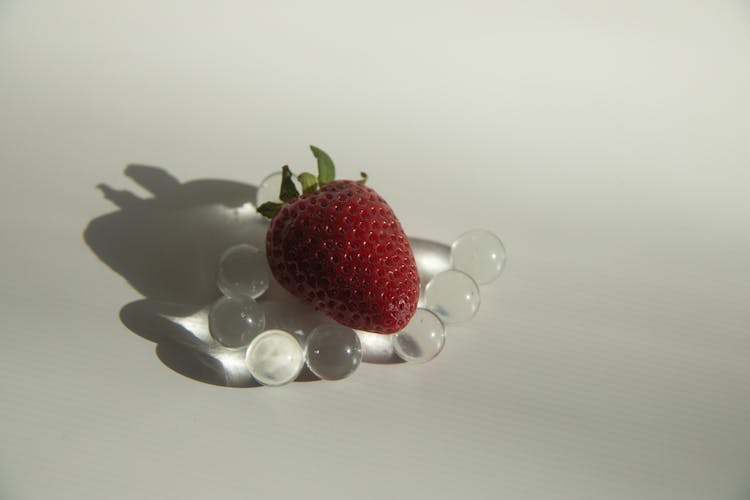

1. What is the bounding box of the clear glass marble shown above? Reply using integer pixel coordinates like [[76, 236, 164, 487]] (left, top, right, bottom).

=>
[[393, 309, 446, 363], [208, 295, 266, 348], [450, 229, 506, 285], [423, 270, 480, 324], [245, 329, 304, 386], [217, 244, 269, 299], [305, 324, 362, 381], [256, 171, 302, 208]]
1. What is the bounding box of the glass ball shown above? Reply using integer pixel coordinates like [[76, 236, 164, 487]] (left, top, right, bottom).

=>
[[208, 295, 266, 348], [423, 270, 480, 324], [450, 229, 506, 285], [217, 244, 269, 299], [305, 324, 362, 381], [256, 171, 302, 208], [393, 309, 446, 363], [245, 329, 304, 386]]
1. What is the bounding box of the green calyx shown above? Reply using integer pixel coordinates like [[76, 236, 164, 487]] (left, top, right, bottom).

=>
[[257, 145, 368, 220], [297, 172, 318, 194], [310, 145, 335, 185]]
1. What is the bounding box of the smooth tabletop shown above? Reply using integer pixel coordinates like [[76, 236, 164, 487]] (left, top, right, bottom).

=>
[[2, 1, 750, 499]]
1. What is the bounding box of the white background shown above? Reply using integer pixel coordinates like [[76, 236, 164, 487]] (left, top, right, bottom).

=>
[[2, 1, 750, 499]]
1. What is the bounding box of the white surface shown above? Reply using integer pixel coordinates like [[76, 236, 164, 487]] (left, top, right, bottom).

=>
[[2, 1, 750, 499]]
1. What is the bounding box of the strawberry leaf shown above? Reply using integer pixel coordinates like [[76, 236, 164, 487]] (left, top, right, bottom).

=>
[[257, 201, 282, 219], [279, 165, 300, 202], [310, 145, 335, 185], [358, 171, 368, 184], [297, 172, 319, 194]]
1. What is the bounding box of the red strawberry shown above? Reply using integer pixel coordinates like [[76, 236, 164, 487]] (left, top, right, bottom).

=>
[[258, 146, 419, 334]]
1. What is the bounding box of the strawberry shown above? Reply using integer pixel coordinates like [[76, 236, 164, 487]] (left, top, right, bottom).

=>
[[258, 146, 419, 334]]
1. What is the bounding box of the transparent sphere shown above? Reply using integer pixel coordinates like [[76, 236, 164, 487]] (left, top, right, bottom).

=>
[[217, 244, 269, 299], [208, 295, 266, 348], [393, 309, 446, 363], [423, 270, 480, 324], [305, 324, 363, 381], [450, 229, 506, 285], [256, 171, 302, 208], [245, 329, 304, 386]]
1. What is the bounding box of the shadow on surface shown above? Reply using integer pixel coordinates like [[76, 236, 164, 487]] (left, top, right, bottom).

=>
[[85, 164, 264, 305], [85, 164, 450, 387], [119, 299, 258, 387]]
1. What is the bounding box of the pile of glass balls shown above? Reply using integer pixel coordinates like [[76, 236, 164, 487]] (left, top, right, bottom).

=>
[[205, 173, 506, 387]]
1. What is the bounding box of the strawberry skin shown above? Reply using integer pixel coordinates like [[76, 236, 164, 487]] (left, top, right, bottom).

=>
[[266, 180, 420, 334]]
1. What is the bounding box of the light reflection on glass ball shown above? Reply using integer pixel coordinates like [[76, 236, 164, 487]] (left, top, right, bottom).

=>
[[423, 270, 480, 324], [217, 244, 269, 299], [450, 229, 506, 285], [208, 295, 266, 348], [245, 329, 304, 386], [393, 309, 446, 363], [305, 324, 362, 380]]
